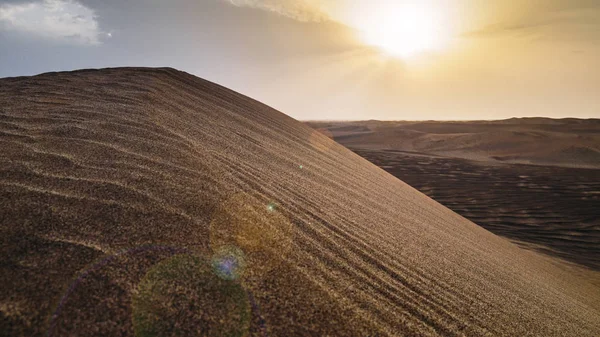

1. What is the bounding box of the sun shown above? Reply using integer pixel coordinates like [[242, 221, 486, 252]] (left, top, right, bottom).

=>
[[359, 3, 448, 59]]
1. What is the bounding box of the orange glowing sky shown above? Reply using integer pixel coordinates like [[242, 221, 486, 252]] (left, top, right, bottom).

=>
[[1, 0, 598, 120]]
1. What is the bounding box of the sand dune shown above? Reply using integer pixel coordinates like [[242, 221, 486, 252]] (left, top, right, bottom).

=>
[[1, 68, 599, 336], [308, 120, 600, 168]]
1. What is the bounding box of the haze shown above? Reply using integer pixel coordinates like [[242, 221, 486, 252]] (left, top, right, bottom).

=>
[[0, 0, 598, 120]]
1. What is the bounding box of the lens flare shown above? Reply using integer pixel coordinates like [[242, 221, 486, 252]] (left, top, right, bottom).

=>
[[210, 193, 293, 276], [212, 246, 246, 281], [132, 254, 251, 337]]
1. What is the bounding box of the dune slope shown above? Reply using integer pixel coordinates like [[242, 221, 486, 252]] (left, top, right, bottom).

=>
[[1, 68, 599, 336]]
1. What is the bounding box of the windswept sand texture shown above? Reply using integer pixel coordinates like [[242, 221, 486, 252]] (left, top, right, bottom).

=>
[[310, 121, 600, 274], [351, 149, 600, 272], [1, 68, 600, 336]]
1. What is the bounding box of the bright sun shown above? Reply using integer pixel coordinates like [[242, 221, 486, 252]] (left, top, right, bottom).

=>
[[359, 4, 448, 58]]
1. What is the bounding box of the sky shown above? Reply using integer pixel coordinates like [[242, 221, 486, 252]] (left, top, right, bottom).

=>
[[0, 0, 598, 120]]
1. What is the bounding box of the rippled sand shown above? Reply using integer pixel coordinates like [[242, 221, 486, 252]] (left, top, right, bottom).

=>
[[1, 68, 599, 336]]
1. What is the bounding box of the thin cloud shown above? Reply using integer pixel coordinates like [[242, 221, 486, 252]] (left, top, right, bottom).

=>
[[464, 3, 600, 41], [464, 19, 560, 38], [224, 0, 328, 22], [0, 0, 102, 45]]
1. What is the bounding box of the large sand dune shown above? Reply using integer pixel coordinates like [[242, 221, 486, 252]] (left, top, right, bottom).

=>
[[1, 68, 599, 336]]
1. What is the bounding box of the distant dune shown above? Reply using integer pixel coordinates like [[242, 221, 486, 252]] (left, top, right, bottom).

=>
[[307, 119, 600, 168], [1, 68, 599, 336]]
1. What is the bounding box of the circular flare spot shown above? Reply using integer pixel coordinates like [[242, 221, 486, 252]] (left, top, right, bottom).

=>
[[210, 193, 293, 276], [212, 246, 246, 281], [132, 254, 251, 337], [47, 246, 188, 337]]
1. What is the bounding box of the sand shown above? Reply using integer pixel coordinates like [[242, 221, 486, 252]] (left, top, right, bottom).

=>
[[309, 120, 600, 274], [349, 149, 600, 273], [1, 68, 599, 336], [308, 120, 600, 168]]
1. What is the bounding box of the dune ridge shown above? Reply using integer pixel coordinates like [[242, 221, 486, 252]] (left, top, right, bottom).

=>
[[1, 68, 599, 336]]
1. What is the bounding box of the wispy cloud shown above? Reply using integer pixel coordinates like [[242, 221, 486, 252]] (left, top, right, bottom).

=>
[[464, 3, 600, 41], [0, 0, 103, 45], [223, 0, 328, 22]]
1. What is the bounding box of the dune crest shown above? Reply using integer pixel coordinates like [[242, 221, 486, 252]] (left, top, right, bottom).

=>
[[1, 68, 599, 336]]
